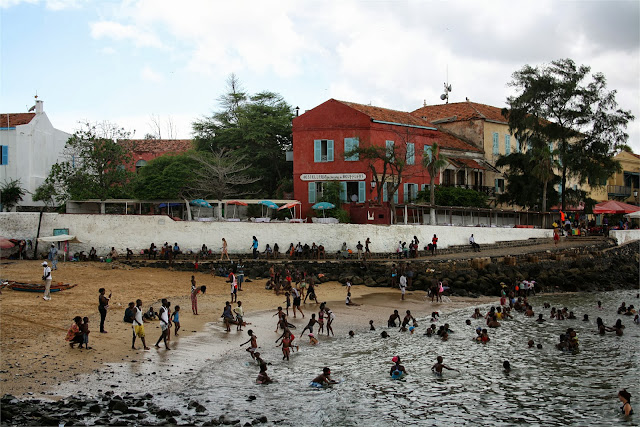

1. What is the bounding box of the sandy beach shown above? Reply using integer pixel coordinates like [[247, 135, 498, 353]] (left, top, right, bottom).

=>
[[0, 259, 493, 398]]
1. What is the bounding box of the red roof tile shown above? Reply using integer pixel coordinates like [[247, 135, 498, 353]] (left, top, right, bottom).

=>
[[412, 101, 508, 124], [450, 157, 485, 169], [435, 132, 481, 152], [337, 100, 437, 128], [0, 113, 36, 127], [119, 139, 193, 153]]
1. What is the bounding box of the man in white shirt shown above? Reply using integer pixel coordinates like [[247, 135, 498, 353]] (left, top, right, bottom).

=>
[[469, 234, 480, 252], [132, 299, 150, 350], [42, 261, 52, 301], [399, 275, 407, 300], [155, 299, 171, 349]]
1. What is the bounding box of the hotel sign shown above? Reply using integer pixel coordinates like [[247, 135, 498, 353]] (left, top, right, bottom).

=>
[[300, 173, 366, 181]]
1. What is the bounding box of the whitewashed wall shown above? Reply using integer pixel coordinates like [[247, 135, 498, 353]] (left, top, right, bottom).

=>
[[0, 213, 552, 256], [610, 230, 640, 245]]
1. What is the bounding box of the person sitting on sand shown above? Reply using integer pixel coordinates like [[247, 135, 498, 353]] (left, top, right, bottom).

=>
[[65, 316, 84, 348], [311, 367, 337, 387], [256, 363, 272, 385], [345, 292, 360, 306], [143, 306, 157, 321], [432, 356, 458, 375]]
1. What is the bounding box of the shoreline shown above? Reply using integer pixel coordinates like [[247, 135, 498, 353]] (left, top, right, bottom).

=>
[[0, 260, 494, 399]]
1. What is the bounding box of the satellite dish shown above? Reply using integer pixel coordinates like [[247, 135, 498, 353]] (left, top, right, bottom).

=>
[[440, 94, 447, 100]]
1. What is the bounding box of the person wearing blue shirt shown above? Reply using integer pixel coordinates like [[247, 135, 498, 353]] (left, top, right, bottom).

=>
[[251, 236, 259, 259]]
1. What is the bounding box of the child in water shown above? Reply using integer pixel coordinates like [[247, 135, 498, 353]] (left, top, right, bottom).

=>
[[256, 364, 272, 385], [308, 333, 318, 345], [311, 367, 337, 387], [172, 305, 180, 335], [241, 330, 258, 359], [390, 356, 407, 378], [432, 356, 459, 375]]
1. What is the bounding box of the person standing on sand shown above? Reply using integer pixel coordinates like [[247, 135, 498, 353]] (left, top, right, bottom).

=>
[[98, 288, 111, 333], [431, 234, 438, 255], [41, 261, 52, 301], [399, 274, 407, 300], [237, 259, 245, 291], [365, 237, 372, 259], [49, 243, 58, 270], [155, 299, 171, 350], [132, 299, 150, 350], [220, 238, 230, 261], [251, 236, 259, 259], [191, 284, 206, 315]]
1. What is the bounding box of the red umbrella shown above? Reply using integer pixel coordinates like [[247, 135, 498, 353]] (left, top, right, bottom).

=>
[[226, 200, 248, 218], [592, 200, 640, 214], [278, 201, 301, 219], [0, 237, 15, 249]]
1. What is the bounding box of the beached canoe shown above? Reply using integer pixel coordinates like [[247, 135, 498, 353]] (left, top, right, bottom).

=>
[[5, 281, 77, 293]]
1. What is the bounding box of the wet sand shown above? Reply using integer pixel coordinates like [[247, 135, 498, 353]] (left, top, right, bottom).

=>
[[0, 260, 493, 398]]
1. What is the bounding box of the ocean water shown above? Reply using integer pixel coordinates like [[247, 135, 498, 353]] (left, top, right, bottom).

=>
[[143, 290, 639, 426]]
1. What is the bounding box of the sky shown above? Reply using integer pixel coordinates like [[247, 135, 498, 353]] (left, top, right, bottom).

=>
[[1, 0, 639, 150]]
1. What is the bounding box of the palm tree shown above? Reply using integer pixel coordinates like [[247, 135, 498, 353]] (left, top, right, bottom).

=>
[[423, 142, 448, 225]]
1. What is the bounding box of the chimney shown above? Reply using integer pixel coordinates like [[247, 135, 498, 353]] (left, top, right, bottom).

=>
[[35, 100, 43, 114]]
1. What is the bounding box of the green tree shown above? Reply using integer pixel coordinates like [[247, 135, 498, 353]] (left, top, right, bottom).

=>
[[0, 179, 26, 211], [504, 58, 634, 210], [192, 75, 293, 197], [423, 142, 448, 224], [418, 186, 488, 208], [496, 152, 560, 210], [133, 153, 198, 200], [44, 122, 135, 204]]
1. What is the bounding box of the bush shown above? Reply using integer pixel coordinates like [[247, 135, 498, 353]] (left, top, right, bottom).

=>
[[417, 186, 488, 208]]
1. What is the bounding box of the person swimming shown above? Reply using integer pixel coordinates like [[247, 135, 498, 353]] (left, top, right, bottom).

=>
[[310, 367, 337, 388], [503, 360, 511, 372], [390, 356, 407, 378], [432, 355, 458, 375], [618, 389, 633, 416]]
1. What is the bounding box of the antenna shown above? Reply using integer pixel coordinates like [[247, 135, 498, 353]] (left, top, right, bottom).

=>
[[440, 66, 452, 104]]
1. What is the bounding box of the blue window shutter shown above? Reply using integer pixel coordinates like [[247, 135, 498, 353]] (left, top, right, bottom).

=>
[[1, 146, 7, 165], [407, 143, 415, 165], [358, 181, 366, 202], [345, 138, 359, 161], [327, 140, 334, 162], [394, 189, 398, 204], [344, 138, 351, 161], [339, 181, 347, 202], [558, 184, 562, 195], [494, 179, 499, 193], [514, 138, 520, 153], [492, 133, 499, 155], [383, 184, 388, 202], [424, 145, 433, 162], [308, 182, 316, 203], [421, 183, 427, 191], [314, 140, 321, 162], [505, 135, 511, 155], [403, 183, 409, 202]]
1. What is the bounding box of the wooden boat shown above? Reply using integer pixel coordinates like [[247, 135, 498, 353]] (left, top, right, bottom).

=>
[[5, 281, 77, 293]]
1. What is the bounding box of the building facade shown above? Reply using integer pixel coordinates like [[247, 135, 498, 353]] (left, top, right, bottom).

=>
[[292, 99, 485, 221], [587, 151, 640, 204], [119, 139, 194, 172], [0, 100, 70, 209]]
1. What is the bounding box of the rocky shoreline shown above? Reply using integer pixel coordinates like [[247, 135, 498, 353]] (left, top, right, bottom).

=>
[[1, 392, 269, 426], [123, 240, 637, 296]]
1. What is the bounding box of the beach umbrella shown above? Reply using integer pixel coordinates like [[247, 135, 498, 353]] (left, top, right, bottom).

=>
[[312, 201, 335, 218], [0, 237, 15, 249], [189, 199, 212, 218], [278, 201, 301, 219], [625, 211, 640, 219], [593, 200, 640, 214], [227, 200, 248, 218], [259, 200, 278, 217]]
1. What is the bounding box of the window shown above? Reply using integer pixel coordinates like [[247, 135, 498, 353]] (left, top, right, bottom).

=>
[[0, 145, 7, 165], [443, 169, 453, 186], [492, 132, 499, 155], [382, 182, 398, 203], [386, 140, 394, 161], [406, 143, 415, 165], [403, 183, 419, 202], [457, 170, 466, 185], [344, 137, 359, 161], [343, 181, 366, 202], [424, 145, 433, 163], [314, 140, 334, 162], [505, 135, 511, 155], [308, 181, 329, 203], [514, 138, 520, 153], [135, 159, 147, 173], [494, 178, 505, 194]]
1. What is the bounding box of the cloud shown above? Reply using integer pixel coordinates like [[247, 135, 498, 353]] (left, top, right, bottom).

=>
[[0, 0, 84, 9], [140, 66, 164, 83], [89, 20, 163, 48]]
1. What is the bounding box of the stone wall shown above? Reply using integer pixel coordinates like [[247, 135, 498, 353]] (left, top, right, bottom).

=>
[[610, 229, 640, 245], [0, 212, 552, 257]]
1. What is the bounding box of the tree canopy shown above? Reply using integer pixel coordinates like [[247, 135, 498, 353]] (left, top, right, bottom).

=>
[[0, 179, 25, 211], [133, 153, 198, 200], [43, 122, 135, 204], [496, 152, 560, 210], [192, 74, 293, 197], [504, 58, 634, 210]]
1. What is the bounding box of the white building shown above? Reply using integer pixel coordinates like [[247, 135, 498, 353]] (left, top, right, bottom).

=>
[[0, 100, 70, 209]]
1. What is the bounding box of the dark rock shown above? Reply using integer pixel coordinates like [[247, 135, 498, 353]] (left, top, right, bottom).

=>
[[257, 416, 268, 423], [89, 404, 102, 413], [188, 400, 199, 408], [39, 415, 59, 426], [109, 400, 128, 412], [1, 409, 13, 421], [195, 404, 207, 413]]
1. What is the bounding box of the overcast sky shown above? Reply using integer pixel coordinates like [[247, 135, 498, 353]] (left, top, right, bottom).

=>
[[1, 0, 638, 150]]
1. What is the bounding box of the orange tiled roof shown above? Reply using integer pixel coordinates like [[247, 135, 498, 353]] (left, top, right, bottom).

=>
[[119, 139, 193, 153], [435, 132, 481, 152], [0, 113, 36, 127], [412, 101, 508, 124], [337, 100, 438, 128], [450, 157, 485, 169]]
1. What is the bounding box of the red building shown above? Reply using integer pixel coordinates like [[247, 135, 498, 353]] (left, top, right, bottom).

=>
[[292, 99, 483, 222], [119, 139, 193, 172]]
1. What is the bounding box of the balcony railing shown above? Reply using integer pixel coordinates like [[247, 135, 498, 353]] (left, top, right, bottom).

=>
[[441, 183, 496, 197], [607, 185, 632, 197]]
